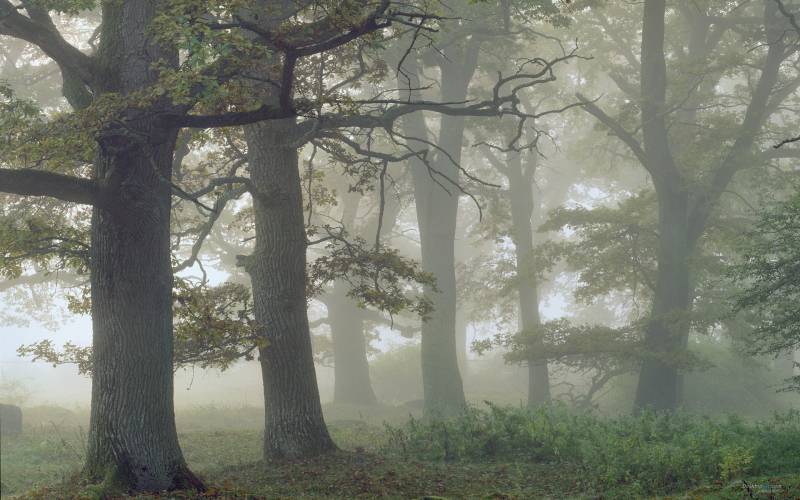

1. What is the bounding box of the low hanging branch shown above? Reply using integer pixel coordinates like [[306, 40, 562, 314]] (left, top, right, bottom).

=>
[[18, 279, 263, 375], [0, 168, 98, 205]]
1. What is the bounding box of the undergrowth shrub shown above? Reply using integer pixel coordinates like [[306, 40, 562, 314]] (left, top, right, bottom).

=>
[[382, 402, 800, 495]]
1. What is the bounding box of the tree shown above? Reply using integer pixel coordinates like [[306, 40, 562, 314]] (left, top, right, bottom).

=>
[[483, 147, 552, 405], [733, 192, 800, 392], [184, 0, 580, 426], [0, 1, 204, 490], [2, 1, 582, 477], [392, 0, 573, 414], [573, 0, 800, 410], [318, 185, 405, 406], [0, 0, 467, 487], [188, 0, 574, 452]]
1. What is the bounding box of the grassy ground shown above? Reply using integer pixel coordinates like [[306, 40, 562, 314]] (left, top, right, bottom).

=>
[[1, 427, 584, 499], [2, 405, 799, 499]]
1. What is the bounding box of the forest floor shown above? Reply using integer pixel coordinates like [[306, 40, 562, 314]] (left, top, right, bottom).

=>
[[1, 405, 799, 499]]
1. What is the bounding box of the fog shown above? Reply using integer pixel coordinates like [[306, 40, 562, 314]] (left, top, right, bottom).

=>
[[0, 275, 573, 409], [1, 0, 800, 497]]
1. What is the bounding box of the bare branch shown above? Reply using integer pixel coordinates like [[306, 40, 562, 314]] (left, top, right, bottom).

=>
[[173, 185, 249, 272], [774, 134, 800, 148], [689, 2, 789, 243]]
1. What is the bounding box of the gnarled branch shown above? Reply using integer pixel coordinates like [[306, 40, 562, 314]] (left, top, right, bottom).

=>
[[0, 0, 94, 87]]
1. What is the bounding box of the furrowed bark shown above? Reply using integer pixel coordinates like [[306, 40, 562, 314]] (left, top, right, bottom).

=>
[[230, 0, 335, 459], [244, 118, 336, 458], [87, 125, 200, 492], [84, 1, 201, 490]]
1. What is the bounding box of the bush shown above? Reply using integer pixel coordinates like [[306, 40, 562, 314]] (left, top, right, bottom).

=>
[[383, 403, 800, 495]]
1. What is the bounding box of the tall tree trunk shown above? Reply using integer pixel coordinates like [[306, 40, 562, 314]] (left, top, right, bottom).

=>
[[634, 185, 692, 410], [326, 189, 379, 405], [633, 0, 691, 411], [326, 177, 406, 405], [87, 134, 201, 491], [328, 285, 378, 405], [416, 203, 464, 414], [244, 119, 336, 458], [632, 4, 717, 411], [506, 152, 551, 406], [398, 42, 480, 415], [585, 0, 785, 412], [84, 1, 201, 491], [410, 96, 466, 413]]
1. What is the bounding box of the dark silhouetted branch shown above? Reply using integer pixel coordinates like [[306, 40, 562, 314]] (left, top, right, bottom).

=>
[[0, 168, 98, 205]]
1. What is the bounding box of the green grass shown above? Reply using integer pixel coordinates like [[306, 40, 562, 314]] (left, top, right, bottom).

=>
[[2, 428, 584, 499], [2, 404, 800, 499]]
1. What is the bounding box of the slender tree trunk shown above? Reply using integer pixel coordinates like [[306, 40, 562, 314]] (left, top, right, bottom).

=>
[[506, 152, 551, 406], [84, 2, 201, 491], [244, 119, 336, 458], [398, 43, 480, 415], [328, 285, 378, 405], [326, 192, 378, 405]]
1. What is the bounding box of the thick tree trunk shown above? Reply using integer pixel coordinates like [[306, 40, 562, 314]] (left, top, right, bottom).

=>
[[87, 135, 201, 492], [83, 1, 201, 492], [633, 0, 691, 412], [232, 0, 333, 457], [328, 284, 378, 405], [244, 119, 336, 458], [506, 152, 551, 406], [634, 185, 692, 411]]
